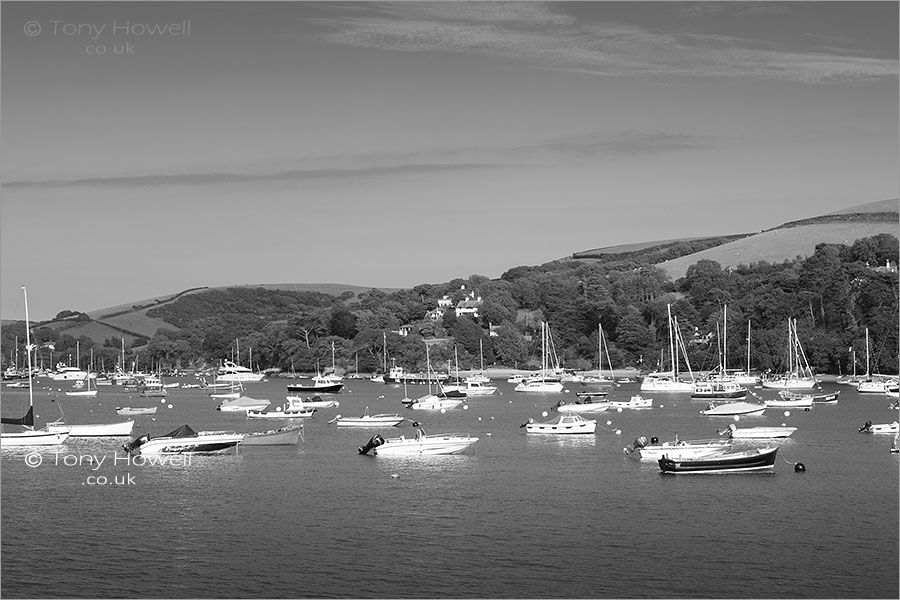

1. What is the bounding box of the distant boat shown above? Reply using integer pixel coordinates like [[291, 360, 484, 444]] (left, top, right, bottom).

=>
[[857, 328, 892, 394], [116, 406, 158, 416], [858, 420, 899, 434], [623, 435, 731, 462], [215, 359, 265, 383], [216, 396, 271, 413], [641, 305, 694, 392], [761, 318, 818, 389], [50, 364, 88, 381], [515, 322, 564, 393], [554, 397, 610, 414], [607, 395, 654, 410], [65, 376, 98, 397]]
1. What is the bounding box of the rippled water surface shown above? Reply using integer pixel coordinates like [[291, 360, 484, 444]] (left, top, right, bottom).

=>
[[2, 378, 897, 598]]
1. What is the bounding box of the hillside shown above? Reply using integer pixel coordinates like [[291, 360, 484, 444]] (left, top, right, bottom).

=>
[[657, 214, 898, 281]]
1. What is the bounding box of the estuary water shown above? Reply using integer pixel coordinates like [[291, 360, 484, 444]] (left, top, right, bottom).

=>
[[1, 377, 898, 599]]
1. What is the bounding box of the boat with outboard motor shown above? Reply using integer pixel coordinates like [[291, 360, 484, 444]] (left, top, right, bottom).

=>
[[116, 406, 158, 416], [122, 424, 243, 455], [658, 446, 779, 474], [858, 420, 900, 434], [357, 428, 478, 456], [217, 395, 271, 412], [624, 435, 732, 462]]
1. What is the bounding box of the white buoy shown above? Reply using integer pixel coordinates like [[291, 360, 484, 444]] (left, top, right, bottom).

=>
[[160, 399, 166, 404], [463, 405, 468, 410], [734, 415, 741, 421], [478, 417, 482, 421], [486, 432, 492, 437], [167, 404, 173, 409], [784, 410, 791, 417], [440, 408, 446, 414], [617, 407, 623, 413], [615, 429, 622, 435], [606, 420, 612, 425], [541, 411, 548, 417], [390, 473, 399, 479]]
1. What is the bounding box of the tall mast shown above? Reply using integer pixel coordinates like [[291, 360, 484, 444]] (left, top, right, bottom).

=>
[[667, 304, 676, 377], [23, 286, 34, 419]]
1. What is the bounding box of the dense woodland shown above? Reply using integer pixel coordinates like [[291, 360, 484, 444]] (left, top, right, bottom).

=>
[[3, 234, 898, 378]]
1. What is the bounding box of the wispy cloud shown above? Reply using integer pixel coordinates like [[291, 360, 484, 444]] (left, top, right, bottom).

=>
[[2, 129, 712, 189], [310, 2, 897, 83]]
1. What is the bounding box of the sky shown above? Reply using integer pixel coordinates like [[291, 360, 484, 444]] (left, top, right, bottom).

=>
[[1, 1, 898, 321]]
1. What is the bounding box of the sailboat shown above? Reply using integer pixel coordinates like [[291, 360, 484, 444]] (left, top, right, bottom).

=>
[[465, 339, 491, 384], [640, 305, 694, 392], [857, 328, 891, 394], [408, 344, 463, 410], [1, 286, 69, 446], [731, 320, 762, 385], [762, 318, 819, 389], [515, 322, 565, 393], [370, 332, 387, 383], [691, 306, 748, 399]]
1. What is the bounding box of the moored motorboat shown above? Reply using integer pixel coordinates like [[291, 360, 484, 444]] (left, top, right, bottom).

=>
[[608, 395, 653, 410], [357, 428, 478, 456], [624, 435, 732, 462], [719, 423, 797, 439], [765, 392, 814, 408], [691, 379, 748, 399], [699, 401, 766, 416], [406, 394, 463, 411], [122, 424, 243, 455], [285, 395, 340, 408], [658, 446, 779, 474], [215, 359, 265, 383], [116, 406, 158, 416], [329, 410, 405, 428], [523, 413, 597, 434], [246, 403, 316, 419], [241, 425, 303, 446], [554, 397, 610, 414], [777, 389, 840, 404], [46, 419, 135, 437], [217, 395, 271, 412], [285, 377, 344, 394], [858, 420, 900, 434]]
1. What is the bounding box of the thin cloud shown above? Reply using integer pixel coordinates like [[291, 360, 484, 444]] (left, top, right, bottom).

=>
[[2, 129, 711, 189], [310, 2, 897, 83]]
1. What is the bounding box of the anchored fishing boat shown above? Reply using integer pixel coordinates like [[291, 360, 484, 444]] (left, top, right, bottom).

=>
[[658, 446, 779, 474]]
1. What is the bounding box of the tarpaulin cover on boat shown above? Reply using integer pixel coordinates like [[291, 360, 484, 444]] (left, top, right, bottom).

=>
[[1, 406, 34, 427], [163, 424, 198, 438]]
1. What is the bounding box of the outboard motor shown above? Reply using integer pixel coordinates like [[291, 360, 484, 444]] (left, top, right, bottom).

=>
[[859, 420, 873, 433], [358, 434, 385, 455], [624, 435, 648, 455], [122, 434, 150, 454]]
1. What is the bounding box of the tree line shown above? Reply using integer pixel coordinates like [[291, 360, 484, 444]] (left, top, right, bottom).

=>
[[3, 233, 897, 377]]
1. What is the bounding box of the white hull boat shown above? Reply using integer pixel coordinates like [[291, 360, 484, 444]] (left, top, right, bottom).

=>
[[858, 420, 899, 434], [116, 406, 158, 416], [720, 424, 797, 439], [47, 420, 135, 437], [123, 425, 243, 455], [242, 425, 302, 446], [215, 360, 265, 383], [330, 411, 405, 427], [514, 379, 564, 393], [554, 399, 610, 414], [285, 395, 340, 408], [217, 396, 271, 412], [358, 429, 478, 456], [640, 375, 693, 392], [407, 394, 463, 410], [764, 396, 813, 408], [524, 413, 596, 434], [624, 435, 731, 462], [700, 401, 767, 416], [608, 395, 653, 410]]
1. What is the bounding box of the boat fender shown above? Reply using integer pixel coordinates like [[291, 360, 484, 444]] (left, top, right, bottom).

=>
[[632, 436, 647, 449], [650, 436, 658, 445], [358, 434, 385, 455], [794, 462, 806, 472]]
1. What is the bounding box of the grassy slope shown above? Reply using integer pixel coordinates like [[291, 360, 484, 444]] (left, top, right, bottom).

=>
[[656, 222, 899, 281]]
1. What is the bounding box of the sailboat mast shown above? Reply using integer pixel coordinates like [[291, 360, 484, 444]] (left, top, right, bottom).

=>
[[667, 304, 676, 377], [723, 305, 728, 374], [746, 321, 751, 374], [23, 286, 34, 416], [865, 328, 871, 379]]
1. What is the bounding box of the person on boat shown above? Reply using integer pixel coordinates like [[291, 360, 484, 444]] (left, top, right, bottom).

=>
[[415, 428, 425, 441]]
